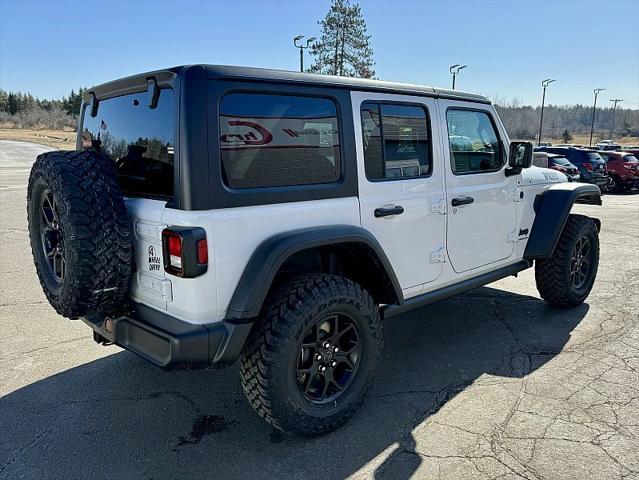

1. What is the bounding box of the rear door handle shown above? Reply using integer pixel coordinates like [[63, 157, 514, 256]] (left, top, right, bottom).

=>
[[374, 205, 405, 218], [451, 196, 474, 207]]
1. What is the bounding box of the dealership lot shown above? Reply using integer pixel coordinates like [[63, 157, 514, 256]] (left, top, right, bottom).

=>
[[1, 140, 638, 479]]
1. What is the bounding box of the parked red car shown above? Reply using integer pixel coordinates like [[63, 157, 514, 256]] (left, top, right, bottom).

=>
[[598, 151, 639, 192]]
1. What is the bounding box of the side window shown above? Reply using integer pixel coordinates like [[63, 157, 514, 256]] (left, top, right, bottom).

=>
[[361, 102, 431, 181], [219, 93, 341, 189], [446, 109, 503, 174]]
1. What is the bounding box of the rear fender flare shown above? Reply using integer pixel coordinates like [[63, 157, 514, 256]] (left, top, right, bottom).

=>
[[225, 225, 403, 321]]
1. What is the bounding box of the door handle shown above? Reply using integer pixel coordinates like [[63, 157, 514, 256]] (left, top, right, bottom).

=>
[[374, 205, 405, 218], [451, 196, 474, 207]]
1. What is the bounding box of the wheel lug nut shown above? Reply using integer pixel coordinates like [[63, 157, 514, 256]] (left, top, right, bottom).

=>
[[315, 354, 322, 361], [331, 361, 337, 367], [319, 366, 326, 372], [323, 342, 331, 348], [333, 346, 339, 352]]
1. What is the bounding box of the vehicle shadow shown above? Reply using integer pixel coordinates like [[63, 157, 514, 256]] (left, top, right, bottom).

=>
[[0, 286, 588, 480]]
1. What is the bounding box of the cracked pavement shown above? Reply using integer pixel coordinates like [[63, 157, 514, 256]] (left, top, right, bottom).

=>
[[1, 139, 638, 479]]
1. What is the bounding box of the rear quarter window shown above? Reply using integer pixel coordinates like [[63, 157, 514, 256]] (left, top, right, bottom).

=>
[[219, 93, 341, 189], [81, 89, 175, 199]]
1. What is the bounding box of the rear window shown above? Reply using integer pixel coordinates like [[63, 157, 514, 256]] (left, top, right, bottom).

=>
[[81, 89, 175, 199], [623, 155, 638, 163], [219, 93, 341, 189], [360, 102, 431, 181], [586, 152, 605, 162]]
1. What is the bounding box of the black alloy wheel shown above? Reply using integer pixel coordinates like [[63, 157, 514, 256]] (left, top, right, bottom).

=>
[[570, 235, 592, 290], [296, 314, 361, 404], [39, 189, 65, 283]]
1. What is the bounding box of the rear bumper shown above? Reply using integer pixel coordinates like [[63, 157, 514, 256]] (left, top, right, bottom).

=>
[[582, 175, 609, 186], [620, 175, 639, 186], [82, 303, 253, 369]]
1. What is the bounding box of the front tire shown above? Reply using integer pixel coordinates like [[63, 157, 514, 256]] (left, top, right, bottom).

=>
[[240, 274, 382, 436], [535, 214, 599, 307]]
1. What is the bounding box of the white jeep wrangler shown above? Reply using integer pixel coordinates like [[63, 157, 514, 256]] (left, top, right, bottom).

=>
[[27, 65, 601, 436]]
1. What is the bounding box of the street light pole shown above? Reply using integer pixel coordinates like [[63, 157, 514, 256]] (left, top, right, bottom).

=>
[[449, 64, 467, 90], [293, 35, 317, 72], [589, 88, 605, 146], [609, 98, 623, 140], [537, 78, 555, 146]]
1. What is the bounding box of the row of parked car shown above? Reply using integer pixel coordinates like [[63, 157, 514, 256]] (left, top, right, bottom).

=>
[[533, 141, 639, 193]]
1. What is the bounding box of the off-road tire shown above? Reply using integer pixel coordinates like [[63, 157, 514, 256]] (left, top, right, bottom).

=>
[[27, 149, 131, 319], [535, 214, 599, 307], [240, 274, 382, 436]]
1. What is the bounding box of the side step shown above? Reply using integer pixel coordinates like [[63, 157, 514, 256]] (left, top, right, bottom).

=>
[[383, 260, 532, 318]]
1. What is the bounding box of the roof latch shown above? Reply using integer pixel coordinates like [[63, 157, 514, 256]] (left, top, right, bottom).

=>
[[147, 77, 160, 109]]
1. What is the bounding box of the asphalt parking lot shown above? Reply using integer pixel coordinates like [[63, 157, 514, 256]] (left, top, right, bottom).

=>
[[1, 139, 638, 480]]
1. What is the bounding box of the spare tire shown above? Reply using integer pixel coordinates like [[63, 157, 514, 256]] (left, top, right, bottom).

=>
[[27, 149, 132, 319]]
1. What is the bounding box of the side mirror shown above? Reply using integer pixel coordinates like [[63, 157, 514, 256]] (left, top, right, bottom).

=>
[[506, 141, 533, 176]]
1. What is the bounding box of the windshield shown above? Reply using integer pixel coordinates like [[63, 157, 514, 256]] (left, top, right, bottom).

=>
[[80, 89, 175, 199], [551, 156, 572, 167]]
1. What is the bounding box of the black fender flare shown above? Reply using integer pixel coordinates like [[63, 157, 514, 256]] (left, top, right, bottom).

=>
[[225, 225, 403, 321], [524, 183, 601, 259]]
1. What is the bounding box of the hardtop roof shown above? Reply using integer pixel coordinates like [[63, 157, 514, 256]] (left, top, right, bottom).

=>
[[204, 65, 491, 104], [85, 64, 491, 105]]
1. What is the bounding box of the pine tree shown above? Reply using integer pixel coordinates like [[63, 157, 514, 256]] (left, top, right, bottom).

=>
[[8, 93, 18, 114], [561, 129, 573, 144], [0, 90, 9, 113], [308, 0, 375, 78], [64, 89, 83, 115]]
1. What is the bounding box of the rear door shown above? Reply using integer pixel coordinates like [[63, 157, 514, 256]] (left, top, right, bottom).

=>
[[439, 102, 518, 273], [353, 92, 446, 291]]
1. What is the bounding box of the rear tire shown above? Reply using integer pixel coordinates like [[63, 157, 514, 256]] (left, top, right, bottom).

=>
[[535, 214, 599, 307], [27, 150, 131, 319], [609, 175, 625, 193], [240, 274, 382, 436]]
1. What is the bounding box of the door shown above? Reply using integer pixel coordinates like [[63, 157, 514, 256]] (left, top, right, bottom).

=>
[[440, 103, 518, 273], [353, 92, 446, 290]]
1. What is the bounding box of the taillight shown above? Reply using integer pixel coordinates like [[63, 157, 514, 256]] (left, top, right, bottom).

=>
[[166, 232, 183, 269], [197, 239, 208, 264], [162, 227, 208, 278], [583, 163, 593, 171]]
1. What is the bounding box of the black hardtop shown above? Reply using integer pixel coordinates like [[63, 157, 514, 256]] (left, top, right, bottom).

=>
[[83, 64, 491, 104]]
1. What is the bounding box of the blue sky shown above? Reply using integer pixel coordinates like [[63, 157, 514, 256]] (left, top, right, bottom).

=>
[[1, 0, 638, 108]]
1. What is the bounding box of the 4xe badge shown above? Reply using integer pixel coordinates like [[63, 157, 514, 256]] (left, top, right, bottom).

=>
[[148, 245, 161, 271]]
